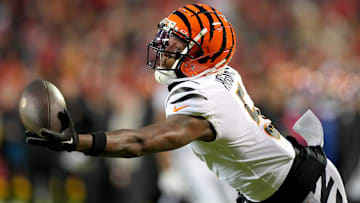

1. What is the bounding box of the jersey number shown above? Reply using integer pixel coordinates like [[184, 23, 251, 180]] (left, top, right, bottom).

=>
[[236, 83, 280, 139]]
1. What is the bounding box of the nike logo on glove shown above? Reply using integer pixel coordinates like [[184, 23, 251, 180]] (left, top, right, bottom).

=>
[[62, 137, 74, 144], [173, 105, 189, 112]]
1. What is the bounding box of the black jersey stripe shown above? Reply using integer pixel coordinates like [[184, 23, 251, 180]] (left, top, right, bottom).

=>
[[170, 93, 207, 104], [172, 87, 195, 94], [167, 81, 200, 92], [321, 171, 335, 203], [183, 6, 204, 46], [173, 10, 192, 38], [167, 87, 196, 104], [169, 87, 195, 98], [336, 190, 343, 203], [209, 6, 227, 63]]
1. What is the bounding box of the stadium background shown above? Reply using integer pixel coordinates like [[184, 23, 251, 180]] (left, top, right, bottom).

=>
[[0, 0, 359, 202]]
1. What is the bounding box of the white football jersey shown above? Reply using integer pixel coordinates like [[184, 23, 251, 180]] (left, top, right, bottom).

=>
[[165, 66, 295, 202]]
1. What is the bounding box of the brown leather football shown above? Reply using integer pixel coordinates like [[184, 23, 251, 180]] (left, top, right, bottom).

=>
[[19, 80, 67, 136]]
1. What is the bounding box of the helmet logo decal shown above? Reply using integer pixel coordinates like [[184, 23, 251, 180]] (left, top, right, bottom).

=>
[[179, 29, 188, 36]]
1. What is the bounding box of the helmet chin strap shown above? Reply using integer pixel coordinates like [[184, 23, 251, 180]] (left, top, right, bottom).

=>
[[155, 28, 208, 85]]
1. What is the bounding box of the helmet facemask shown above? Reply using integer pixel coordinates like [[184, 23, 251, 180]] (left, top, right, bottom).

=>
[[147, 18, 206, 84]]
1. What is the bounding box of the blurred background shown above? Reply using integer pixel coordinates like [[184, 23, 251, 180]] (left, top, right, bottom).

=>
[[0, 0, 359, 202]]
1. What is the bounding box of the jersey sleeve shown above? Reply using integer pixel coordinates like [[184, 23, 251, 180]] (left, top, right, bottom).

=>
[[165, 81, 210, 119], [164, 80, 226, 141]]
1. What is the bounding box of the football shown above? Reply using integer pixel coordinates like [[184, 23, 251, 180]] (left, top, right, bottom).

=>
[[19, 80, 67, 136]]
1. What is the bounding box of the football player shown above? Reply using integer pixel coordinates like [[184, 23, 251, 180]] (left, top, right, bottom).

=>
[[26, 4, 347, 203]]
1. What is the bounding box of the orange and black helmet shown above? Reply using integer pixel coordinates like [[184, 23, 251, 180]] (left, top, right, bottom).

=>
[[147, 3, 236, 83]]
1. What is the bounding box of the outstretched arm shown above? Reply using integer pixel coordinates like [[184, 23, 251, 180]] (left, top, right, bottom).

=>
[[86, 114, 215, 157], [27, 113, 215, 158]]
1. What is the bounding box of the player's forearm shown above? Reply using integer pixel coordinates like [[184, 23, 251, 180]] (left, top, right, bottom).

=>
[[77, 129, 146, 158], [76, 119, 196, 157]]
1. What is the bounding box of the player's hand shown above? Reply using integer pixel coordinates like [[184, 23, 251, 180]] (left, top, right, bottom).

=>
[[25, 110, 79, 152]]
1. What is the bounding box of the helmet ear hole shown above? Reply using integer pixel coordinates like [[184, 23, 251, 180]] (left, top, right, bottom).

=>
[[189, 44, 203, 58], [195, 50, 204, 57]]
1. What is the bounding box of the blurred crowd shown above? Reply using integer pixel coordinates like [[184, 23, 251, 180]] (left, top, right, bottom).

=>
[[0, 0, 359, 202]]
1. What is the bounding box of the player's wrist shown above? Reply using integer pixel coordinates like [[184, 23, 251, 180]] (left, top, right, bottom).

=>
[[76, 134, 93, 152], [82, 132, 107, 156]]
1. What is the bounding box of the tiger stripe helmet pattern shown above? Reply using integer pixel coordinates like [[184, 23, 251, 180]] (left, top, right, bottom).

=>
[[147, 3, 236, 84]]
